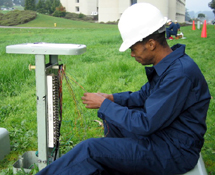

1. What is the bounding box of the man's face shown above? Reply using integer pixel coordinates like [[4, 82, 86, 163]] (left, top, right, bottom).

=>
[[130, 41, 154, 65]]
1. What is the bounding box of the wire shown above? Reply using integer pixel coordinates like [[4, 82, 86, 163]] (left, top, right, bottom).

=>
[[57, 66, 105, 148]]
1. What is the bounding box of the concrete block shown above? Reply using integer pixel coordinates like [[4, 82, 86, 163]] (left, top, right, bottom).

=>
[[182, 154, 208, 175]]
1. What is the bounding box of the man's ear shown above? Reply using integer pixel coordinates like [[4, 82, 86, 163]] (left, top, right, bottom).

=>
[[148, 39, 156, 51]]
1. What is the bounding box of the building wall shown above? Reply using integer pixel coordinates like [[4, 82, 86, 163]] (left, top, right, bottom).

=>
[[81, 0, 98, 15], [137, 0, 169, 18], [118, 0, 130, 16], [60, 0, 70, 12], [98, 0, 119, 22], [168, 0, 186, 23], [98, 0, 185, 23], [61, 0, 185, 23], [60, 0, 74, 13], [168, 0, 176, 22], [98, 0, 170, 23], [176, 0, 186, 23], [60, 0, 98, 15]]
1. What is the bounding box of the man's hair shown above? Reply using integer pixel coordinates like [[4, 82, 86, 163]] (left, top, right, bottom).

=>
[[140, 32, 167, 47]]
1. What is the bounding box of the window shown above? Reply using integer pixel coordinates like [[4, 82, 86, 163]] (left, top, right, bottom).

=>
[[76, 0, 79, 3], [131, 0, 137, 5], [76, 6, 79, 12]]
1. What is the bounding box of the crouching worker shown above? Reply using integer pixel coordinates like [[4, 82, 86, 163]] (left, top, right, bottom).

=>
[[166, 19, 178, 39], [175, 20, 181, 31], [36, 3, 210, 175]]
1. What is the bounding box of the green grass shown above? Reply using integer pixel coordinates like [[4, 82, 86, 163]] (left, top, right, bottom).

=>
[[13, 6, 24, 11], [0, 15, 215, 174], [16, 13, 117, 29], [0, 10, 9, 14]]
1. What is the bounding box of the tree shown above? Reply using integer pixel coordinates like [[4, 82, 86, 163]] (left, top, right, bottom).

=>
[[36, 0, 46, 13], [51, 0, 61, 14], [34, 0, 64, 15], [25, 0, 36, 10], [44, 0, 52, 14], [53, 5, 66, 17], [4, 0, 13, 7], [198, 13, 206, 22], [208, 0, 215, 15], [198, 13, 205, 18]]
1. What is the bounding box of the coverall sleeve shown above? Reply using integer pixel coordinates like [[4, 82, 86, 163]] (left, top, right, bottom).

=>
[[98, 74, 192, 136], [168, 23, 174, 30], [112, 82, 150, 108]]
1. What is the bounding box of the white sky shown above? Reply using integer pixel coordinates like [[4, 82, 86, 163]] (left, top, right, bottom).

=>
[[186, 0, 212, 12]]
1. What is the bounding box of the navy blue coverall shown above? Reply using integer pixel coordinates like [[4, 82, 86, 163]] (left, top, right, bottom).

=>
[[36, 44, 211, 175], [176, 23, 180, 31], [166, 22, 178, 38]]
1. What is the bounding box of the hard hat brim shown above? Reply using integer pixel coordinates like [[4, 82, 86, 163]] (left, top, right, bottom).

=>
[[119, 16, 167, 52]]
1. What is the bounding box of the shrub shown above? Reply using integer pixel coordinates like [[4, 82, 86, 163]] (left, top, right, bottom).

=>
[[105, 21, 118, 24], [52, 10, 66, 17], [78, 13, 84, 19], [0, 13, 4, 20], [52, 5, 66, 17], [64, 12, 93, 21], [64, 12, 79, 19], [0, 10, 37, 26]]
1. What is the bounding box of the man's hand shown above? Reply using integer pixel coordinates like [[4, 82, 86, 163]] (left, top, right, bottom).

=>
[[81, 93, 106, 109]]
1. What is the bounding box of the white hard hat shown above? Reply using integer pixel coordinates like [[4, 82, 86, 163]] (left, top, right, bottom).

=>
[[167, 19, 172, 23], [118, 3, 167, 52]]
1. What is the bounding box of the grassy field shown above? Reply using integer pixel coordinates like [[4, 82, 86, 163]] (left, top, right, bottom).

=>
[[0, 14, 215, 174], [0, 10, 9, 14], [15, 13, 116, 29]]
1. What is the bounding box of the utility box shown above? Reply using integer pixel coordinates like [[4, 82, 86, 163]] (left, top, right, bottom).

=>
[[6, 42, 86, 173], [0, 128, 10, 160]]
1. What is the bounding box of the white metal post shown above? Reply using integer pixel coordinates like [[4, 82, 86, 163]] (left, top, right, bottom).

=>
[[35, 54, 48, 170]]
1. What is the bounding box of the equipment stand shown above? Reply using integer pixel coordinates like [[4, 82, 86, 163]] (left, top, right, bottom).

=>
[[6, 43, 86, 173]]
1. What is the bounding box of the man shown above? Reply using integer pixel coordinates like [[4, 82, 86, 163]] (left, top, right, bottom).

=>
[[175, 20, 180, 31], [36, 3, 210, 175], [166, 19, 178, 39]]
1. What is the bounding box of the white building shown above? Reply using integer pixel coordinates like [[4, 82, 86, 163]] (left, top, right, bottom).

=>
[[60, 0, 186, 23], [60, 0, 98, 16]]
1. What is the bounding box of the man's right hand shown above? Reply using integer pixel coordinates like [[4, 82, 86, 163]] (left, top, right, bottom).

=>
[[97, 93, 114, 102]]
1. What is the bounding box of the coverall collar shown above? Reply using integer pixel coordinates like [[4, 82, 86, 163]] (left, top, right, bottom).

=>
[[152, 44, 186, 77]]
